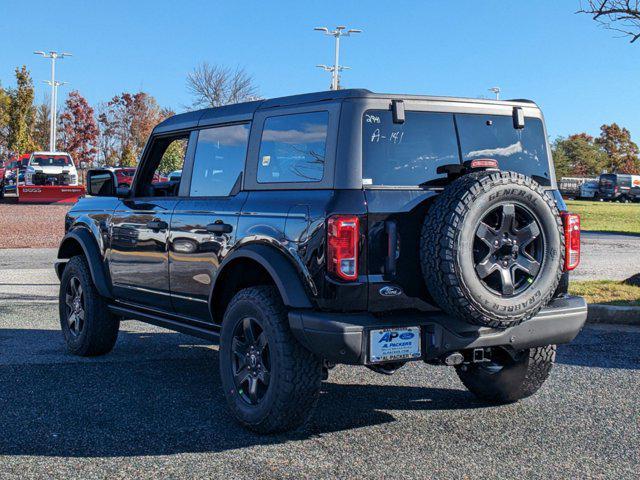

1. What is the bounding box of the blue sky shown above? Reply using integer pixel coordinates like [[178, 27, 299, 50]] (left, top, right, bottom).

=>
[[0, 0, 638, 139]]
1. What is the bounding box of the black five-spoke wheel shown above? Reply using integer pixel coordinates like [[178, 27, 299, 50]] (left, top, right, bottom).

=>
[[231, 317, 271, 405], [473, 202, 544, 297], [65, 276, 85, 336]]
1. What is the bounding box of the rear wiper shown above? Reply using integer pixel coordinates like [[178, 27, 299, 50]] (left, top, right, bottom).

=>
[[418, 164, 465, 188]]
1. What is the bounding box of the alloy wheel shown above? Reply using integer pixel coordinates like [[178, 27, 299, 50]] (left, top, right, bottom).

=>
[[231, 317, 271, 405], [473, 202, 545, 297], [65, 276, 85, 337]]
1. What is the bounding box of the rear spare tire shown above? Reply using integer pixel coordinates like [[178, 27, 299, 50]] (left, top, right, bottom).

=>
[[421, 171, 564, 328]]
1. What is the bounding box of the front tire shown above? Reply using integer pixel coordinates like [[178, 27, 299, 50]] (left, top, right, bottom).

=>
[[59, 255, 120, 356], [219, 286, 322, 434], [456, 345, 556, 403]]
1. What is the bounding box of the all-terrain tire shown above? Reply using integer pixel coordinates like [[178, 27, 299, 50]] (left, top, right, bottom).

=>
[[219, 286, 322, 434], [456, 345, 556, 403], [59, 255, 120, 356], [421, 171, 565, 328]]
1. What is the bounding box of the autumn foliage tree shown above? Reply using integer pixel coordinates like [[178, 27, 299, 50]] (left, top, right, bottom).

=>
[[98, 92, 168, 166], [552, 124, 640, 176], [58, 91, 99, 165], [596, 123, 640, 173], [552, 133, 608, 177]]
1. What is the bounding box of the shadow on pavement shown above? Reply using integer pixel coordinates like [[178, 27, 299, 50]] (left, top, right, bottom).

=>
[[0, 328, 483, 458]]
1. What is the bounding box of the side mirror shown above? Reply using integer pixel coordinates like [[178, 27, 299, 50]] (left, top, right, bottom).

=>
[[86, 169, 117, 197]]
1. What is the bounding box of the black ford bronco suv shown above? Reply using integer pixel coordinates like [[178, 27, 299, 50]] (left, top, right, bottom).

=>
[[56, 89, 586, 433]]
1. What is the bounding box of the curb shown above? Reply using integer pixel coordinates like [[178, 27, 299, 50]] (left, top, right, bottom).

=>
[[586, 304, 640, 325]]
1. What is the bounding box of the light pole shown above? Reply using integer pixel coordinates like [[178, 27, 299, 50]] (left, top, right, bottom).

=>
[[314, 26, 361, 90], [34, 51, 72, 151], [489, 86, 501, 100]]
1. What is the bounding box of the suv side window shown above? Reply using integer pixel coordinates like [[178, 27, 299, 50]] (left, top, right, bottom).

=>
[[257, 111, 328, 183], [189, 123, 250, 197], [135, 134, 188, 197]]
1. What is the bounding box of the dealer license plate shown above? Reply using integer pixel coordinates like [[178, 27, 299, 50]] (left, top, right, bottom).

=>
[[369, 326, 421, 363]]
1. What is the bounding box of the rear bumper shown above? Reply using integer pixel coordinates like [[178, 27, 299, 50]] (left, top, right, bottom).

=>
[[289, 295, 588, 365]]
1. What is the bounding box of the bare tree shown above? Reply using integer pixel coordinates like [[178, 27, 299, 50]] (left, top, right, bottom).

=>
[[579, 1, 640, 43], [186, 63, 258, 109]]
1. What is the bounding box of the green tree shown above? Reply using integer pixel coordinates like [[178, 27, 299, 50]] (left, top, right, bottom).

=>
[[596, 123, 640, 174], [552, 133, 607, 177], [32, 99, 50, 151], [0, 84, 11, 157], [7, 66, 36, 153], [159, 138, 186, 173], [120, 144, 137, 167]]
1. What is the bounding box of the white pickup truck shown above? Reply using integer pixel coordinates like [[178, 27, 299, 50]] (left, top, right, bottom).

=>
[[24, 151, 78, 186]]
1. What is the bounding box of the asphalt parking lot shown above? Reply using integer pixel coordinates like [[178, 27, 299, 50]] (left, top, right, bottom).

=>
[[0, 303, 639, 478], [577, 232, 640, 281], [0, 246, 639, 478]]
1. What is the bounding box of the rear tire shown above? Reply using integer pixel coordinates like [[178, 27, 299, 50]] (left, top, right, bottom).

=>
[[456, 345, 556, 403], [59, 255, 119, 356], [219, 286, 322, 434]]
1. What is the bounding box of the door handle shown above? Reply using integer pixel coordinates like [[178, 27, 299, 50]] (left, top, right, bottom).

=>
[[206, 221, 233, 234], [147, 220, 168, 231]]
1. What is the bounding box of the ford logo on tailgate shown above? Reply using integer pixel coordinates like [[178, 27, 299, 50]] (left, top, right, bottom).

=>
[[379, 286, 402, 297]]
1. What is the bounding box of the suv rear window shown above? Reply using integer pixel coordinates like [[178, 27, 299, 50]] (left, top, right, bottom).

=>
[[362, 110, 551, 186], [362, 111, 459, 186], [456, 114, 550, 182], [257, 111, 328, 183]]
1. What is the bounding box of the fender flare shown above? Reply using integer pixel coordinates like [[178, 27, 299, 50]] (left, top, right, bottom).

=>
[[57, 228, 113, 298], [210, 243, 313, 309]]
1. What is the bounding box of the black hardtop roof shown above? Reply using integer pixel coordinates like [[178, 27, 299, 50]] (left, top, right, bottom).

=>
[[154, 89, 538, 133]]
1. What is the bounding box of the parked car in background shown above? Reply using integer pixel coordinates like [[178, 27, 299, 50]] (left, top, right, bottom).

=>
[[113, 167, 137, 186], [24, 152, 78, 186], [559, 177, 598, 199], [4, 155, 29, 193], [168, 169, 182, 182], [598, 173, 640, 202], [0, 159, 5, 198], [114, 167, 167, 187], [579, 180, 599, 200]]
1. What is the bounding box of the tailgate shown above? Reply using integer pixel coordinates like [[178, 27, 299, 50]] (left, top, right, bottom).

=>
[[364, 189, 439, 312]]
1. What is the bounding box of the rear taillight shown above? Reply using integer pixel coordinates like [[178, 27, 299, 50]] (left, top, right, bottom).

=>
[[561, 213, 580, 271], [327, 215, 359, 281]]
